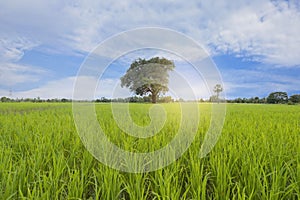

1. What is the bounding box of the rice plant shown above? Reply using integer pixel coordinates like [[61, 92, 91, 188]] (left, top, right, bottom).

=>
[[0, 103, 299, 199]]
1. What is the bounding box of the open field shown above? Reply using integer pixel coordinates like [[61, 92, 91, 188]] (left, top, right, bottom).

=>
[[0, 103, 299, 199]]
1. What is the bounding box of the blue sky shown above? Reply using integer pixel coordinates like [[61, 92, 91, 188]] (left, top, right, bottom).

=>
[[0, 0, 299, 100]]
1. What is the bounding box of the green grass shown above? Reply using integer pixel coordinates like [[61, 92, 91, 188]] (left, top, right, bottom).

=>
[[0, 103, 299, 199]]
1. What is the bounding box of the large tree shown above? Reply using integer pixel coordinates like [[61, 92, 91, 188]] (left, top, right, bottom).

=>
[[120, 57, 175, 103], [266, 92, 288, 104]]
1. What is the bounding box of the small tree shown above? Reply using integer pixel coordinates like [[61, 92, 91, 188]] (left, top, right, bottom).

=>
[[120, 57, 175, 103], [289, 94, 300, 104], [213, 84, 223, 103]]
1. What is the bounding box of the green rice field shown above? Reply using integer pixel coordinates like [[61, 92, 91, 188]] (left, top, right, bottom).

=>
[[0, 103, 299, 199]]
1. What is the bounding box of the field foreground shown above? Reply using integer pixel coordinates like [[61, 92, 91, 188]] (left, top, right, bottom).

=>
[[0, 103, 299, 199]]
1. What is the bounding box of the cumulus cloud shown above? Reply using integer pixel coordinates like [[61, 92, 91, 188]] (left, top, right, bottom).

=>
[[205, 0, 300, 66], [1, 0, 300, 66], [65, 0, 300, 66]]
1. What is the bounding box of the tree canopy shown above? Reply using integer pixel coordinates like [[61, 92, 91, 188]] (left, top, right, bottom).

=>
[[266, 92, 288, 104], [120, 57, 175, 103], [289, 94, 300, 104]]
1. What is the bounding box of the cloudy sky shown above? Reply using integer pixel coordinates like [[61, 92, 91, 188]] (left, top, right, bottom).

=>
[[0, 0, 299, 100]]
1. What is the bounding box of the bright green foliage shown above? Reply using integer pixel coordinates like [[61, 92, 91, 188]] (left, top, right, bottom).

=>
[[0, 103, 299, 199]]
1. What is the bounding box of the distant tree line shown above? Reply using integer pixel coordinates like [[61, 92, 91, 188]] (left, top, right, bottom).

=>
[[95, 95, 174, 103], [226, 92, 300, 105], [0, 97, 71, 103], [0, 95, 175, 103], [1, 92, 300, 104]]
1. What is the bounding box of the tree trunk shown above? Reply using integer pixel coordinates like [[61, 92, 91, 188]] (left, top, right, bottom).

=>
[[151, 93, 157, 103]]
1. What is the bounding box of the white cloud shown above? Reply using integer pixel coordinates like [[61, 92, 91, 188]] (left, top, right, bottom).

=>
[[10, 76, 77, 99], [223, 68, 300, 98], [0, 37, 38, 62], [167, 70, 210, 100], [0, 63, 47, 87], [203, 0, 300, 66], [1, 0, 300, 67], [6, 76, 129, 100]]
